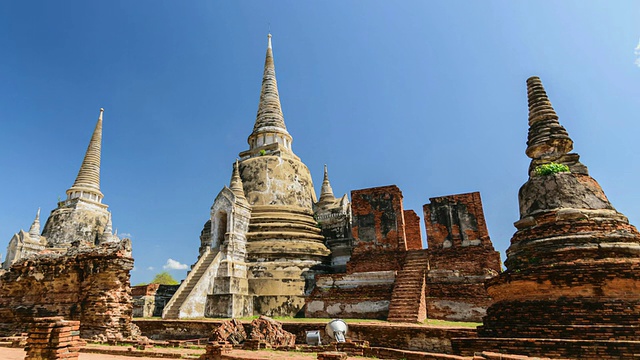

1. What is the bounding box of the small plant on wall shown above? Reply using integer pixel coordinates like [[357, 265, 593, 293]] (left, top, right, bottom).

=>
[[534, 162, 570, 176]]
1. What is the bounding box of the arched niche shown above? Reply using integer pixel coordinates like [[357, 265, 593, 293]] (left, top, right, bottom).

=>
[[211, 211, 228, 249]]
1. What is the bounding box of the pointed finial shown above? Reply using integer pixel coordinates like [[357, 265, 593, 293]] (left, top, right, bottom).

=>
[[29, 208, 42, 240], [66, 108, 105, 202], [247, 33, 291, 151], [229, 159, 246, 200], [525, 76, 573, 160], [318, 164, 336, 204]]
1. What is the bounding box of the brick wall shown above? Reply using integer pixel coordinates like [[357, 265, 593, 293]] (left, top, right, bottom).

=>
[[423, 192, 491, 249], [453, 337, 640, 359], [404, 210, 423, 250], [0, 241, 138, 341], [421, 193, 501, 322], [351, 185, 407, 254]]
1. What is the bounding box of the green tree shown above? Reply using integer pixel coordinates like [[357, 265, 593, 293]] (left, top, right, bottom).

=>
[[150, 271, 179, 285]]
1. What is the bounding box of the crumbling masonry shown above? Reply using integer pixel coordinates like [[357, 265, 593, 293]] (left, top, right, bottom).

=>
[[0, 109, 137, 341], [452, 76, 640, 359]]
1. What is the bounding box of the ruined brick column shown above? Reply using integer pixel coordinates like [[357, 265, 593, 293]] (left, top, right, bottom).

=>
[[0, 240, 138, 341], [348, 185, 408, 273], [25, 317, 84, 360], [422, 192, 501, 322], [478, 76, 640, 341]]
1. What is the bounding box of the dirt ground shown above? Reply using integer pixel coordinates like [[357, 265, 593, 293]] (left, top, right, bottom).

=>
[[0, 347, 161, 360], [0, 347, 364, 360]]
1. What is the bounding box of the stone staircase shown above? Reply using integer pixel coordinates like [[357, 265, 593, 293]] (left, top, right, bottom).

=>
[[386, 250, 429, 323], [162, 248, 217, 319]]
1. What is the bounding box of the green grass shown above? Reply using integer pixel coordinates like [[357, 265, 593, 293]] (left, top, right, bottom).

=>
[[422, 318, 480, 328], [534, 162, 570, 176], [138, 315, 480, 327]]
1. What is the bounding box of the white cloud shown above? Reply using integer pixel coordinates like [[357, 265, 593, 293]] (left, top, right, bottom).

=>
[[119, 232, 132, 239], [132, 266, 137, 272], [147, 266, 155, 271], [163, 258, 188, 270], [635, 38, 640, 67]]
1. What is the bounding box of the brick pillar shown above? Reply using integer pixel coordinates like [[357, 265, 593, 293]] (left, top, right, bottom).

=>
[[25, 317, 84, 360], [403, 210, 423, 250]]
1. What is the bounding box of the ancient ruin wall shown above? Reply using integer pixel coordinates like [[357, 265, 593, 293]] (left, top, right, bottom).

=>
[[403, 210, 423, 250], [423, 192, 491, 249], [423, 192, 501, 322], [308, 185, 409, 319], [348, 185, 407, 273], [0, 241, 138, 341]]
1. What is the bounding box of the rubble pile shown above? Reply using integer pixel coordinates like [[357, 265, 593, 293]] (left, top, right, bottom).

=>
[[248, 315, 296, 347], [199, 342, 233, 360], [210, 319, 247, 344]]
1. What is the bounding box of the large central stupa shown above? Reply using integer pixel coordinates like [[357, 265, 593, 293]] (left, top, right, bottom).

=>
[[163, 35, 330, 319]]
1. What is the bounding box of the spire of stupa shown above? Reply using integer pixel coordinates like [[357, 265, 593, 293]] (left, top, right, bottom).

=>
[[100, 212, 117, 244], [229, 160, 246, 200], [66, 108, 104, 202], [318, 164, 336, 204], [247, 34, 293, 152], [525, 77, 573, 160], [28, 208, 41, 240]]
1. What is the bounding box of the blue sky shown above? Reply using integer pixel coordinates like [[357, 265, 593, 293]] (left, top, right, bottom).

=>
[[1, 1, 639, 285]]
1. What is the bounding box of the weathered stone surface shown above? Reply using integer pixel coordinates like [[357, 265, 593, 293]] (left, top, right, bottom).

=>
[[2, 229, 46, 270], [248, 316, 295, 347], [41, 201, 109, 248], [240, 156, 317, 209], [518, 172, 614, 218], [0, 240, 139, 341], [306, 271, 396, 319]]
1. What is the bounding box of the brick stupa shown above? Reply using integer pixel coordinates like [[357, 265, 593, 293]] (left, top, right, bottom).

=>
[[478, 76, 640, 342]]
